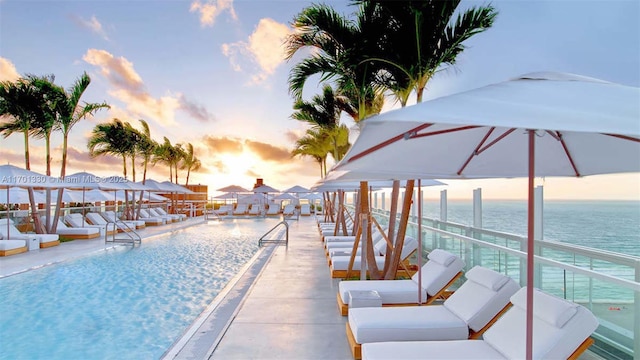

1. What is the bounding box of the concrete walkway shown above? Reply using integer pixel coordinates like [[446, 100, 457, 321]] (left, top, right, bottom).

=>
[[208, 215, 351, 359]]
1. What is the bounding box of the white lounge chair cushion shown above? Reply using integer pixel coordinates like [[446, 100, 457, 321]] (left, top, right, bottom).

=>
[[339, 279, 426, 305], [0, 239, 26, 250], [443, 266, 520, 332], [349, 305, 468, 343], [411, 250, 465, 296], [332, 237, 417, 271], [511, 287, 577, 328], [362, 340, 504, 360], [56, 220, 100, 235], [483, 288, 599, 359], [427, 249, 458, 266], [0, 218, 59, 243], [465, 265, 510, 291]]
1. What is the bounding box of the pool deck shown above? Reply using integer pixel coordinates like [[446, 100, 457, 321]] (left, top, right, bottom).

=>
[[0, 215, 604, 359]]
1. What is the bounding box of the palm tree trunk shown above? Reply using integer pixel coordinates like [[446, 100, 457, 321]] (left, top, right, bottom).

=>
[[44, 134, 51, 232], [185, 169, 191, 186], [51, 134, 69, 232], [21, 131, 45, 234]]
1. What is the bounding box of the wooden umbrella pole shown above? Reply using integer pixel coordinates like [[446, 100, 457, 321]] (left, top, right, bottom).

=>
[[384, 179, 414, 280], [382, 180, 400, 274]]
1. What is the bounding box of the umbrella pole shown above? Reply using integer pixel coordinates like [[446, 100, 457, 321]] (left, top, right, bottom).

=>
[[417, 179, 423, 305], [526, 130, 535, 360]]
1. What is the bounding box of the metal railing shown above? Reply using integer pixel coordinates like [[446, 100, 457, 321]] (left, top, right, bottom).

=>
[[258, 220, 289, 247], [106, 220, 141, 246]]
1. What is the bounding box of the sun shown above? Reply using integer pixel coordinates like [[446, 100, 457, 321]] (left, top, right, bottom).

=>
[[205, 152, 259, 190]]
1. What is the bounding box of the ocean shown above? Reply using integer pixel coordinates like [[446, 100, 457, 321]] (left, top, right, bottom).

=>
[[420, 199, 640, 257]]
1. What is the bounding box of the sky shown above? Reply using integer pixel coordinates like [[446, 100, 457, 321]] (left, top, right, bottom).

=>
[[0, 0, 639, 200]]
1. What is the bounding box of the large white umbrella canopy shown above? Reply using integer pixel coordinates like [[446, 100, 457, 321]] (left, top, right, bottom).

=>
[[214, 192, 237, 200], [160, 181, 194, 194], [330, 72, 640, 359], [217, 185, 249, 193], [273, 193, 297, 201], [252, 184, 280, 193], [0, 164, 63, 189], [1, 187, 45, 204], [282, 185, 310, 194]]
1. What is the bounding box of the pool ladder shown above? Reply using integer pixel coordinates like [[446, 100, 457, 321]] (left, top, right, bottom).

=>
[[258, 220, 289, 247], [107, 221, 141, 246]]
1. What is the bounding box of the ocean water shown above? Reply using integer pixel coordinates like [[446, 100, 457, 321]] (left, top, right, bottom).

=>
[[420, 199, 640, 257]]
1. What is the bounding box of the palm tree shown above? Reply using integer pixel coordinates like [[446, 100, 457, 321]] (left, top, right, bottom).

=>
[[291, 85, 352, 163], [88, 119, 137, 178], [181, 143, 201, 186], [52, 72, 109, 230], [0, 77, 47, 232], [134, 119, 157, 216], [356, 0, 497, 105], [291, 128, 333, 178], [153, 137, 182, 183], [285, 2, 386, 122], [26, 74, 66, 230]]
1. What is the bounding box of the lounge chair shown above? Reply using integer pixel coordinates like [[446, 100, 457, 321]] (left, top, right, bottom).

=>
[[101, 211, 146, 229], [361, 287, 599, 360], [330, 236, 418, 279], [155, 207, 186, 221], [0, 237, 27, 256], [64, 214, 115, 236], [337, 249, 465, 315], [248, 204, 262, 215], [148, 207, 179, 222], [282, 204, 295, 216], [138, 209, 167, 225], [346, 266, 520, 359], [325, 227, 388, 258], [55, 220, 101, 239], [265, 204, 280, 216], [233, 204, 248, 215], [0, 218, 60, 248], [86, 212, 134, 233], [300, 204, 311, 216]]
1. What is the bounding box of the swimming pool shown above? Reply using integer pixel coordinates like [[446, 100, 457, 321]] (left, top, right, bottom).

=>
[[0, 218, 281, 359]]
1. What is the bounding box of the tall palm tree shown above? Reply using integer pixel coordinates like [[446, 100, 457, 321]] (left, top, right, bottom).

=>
[[357, 0, 497, 105], [291, 128, 333, 178], [27, 74, 66, 230], [285, 2, 386, 122], [88, 119, 137, 178], [52, 72, 109, 230], [153, 137, 182, 183], [136, 119, 157, 185], [0, 77, 47, 232], [181, 143, 201, 186], [291, 85, 352, 163]]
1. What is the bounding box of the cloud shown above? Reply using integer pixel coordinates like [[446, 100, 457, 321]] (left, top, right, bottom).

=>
[[179, 95, 216, 122], [0, 57, 20, 82], [190, 0, 237, 27], [83, 49, 214, 126], [221, 18, 292, 85], [73, 15, 109, 41], [202, 136, 244, 154], [244, 139, 290, 161]]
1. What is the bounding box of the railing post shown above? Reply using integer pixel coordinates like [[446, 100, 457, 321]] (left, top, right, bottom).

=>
[[635, 259, 639, 359], [534, 186, 544, 289], [473, 189, 483, 267]]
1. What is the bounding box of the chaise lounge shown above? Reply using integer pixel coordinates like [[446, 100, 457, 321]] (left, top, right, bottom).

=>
[[55, 220, 101, 239], [361, 287, 599, 360], [337, 249, 465, 315], [330, 236, 419, 279], [346, 266, 520, 359], [0, 218, 60, 248]]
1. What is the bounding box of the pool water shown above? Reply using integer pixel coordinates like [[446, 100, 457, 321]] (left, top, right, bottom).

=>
[[0, 218, 279, 359]]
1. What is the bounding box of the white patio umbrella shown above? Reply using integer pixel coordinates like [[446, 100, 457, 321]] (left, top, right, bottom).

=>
[[1, 187, 45, 204], [0, 164, 64, 237], [217, 185, 249, 193], [329, 72, 640, 359]]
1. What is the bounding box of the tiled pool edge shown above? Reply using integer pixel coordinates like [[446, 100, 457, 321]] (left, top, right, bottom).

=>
[[161, 242, 280, 359]]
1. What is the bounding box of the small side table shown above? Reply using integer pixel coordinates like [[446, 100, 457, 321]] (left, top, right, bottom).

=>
[[348, 290, 382, 309]]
